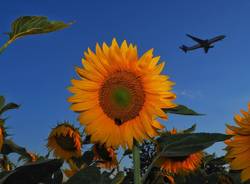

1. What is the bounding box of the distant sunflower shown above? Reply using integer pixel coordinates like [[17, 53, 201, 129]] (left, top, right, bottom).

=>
[[68, 39, 176, 149], [0, 122, 7, 151], [225, 103, 250, 182], [47, 123, 82, 160], [160, 128, 203, 175], [93, 144, 118, 169]]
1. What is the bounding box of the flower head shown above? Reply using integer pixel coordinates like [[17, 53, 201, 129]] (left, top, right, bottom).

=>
[[68, 39, 176, 149], [225, 102, 250, 182], [47, 122, 82, 160], [160, 128, 203, 176], [93, 144, 118, 170]]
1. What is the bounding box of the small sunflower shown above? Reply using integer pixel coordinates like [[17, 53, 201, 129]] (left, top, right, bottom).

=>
[[68, 39, 176, 149], [0, 121, 8, 151], [160, 128, 203, 176], [225, 102, 250, 182], [93, 144, 118, 169], [47, 123, 82, 160]]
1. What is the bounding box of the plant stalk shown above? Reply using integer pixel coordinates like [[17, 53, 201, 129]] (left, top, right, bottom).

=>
[[133, 140, 141, 184]]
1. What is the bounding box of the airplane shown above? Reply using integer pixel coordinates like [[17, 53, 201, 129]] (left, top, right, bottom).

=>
[[180, 34, 226, 53]]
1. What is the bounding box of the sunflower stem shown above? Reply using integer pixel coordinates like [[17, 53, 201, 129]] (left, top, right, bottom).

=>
[[132, 140, 141, 184]]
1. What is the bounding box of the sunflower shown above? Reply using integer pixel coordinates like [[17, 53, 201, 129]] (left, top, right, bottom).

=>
[[0, 121, 8, 151], [161, 152, 204, 175], [68, 39, 176, 149], [225, 102, 250, 182], [0, 127, 4, 151], [47, 123, 82, 160], [93, 144, 118, 169], [160, 128, 203, 176]]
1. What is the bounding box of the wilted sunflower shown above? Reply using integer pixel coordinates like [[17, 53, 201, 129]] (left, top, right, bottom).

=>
[[93, 144, 118, 169], [47, 123, 82, 160], [0, 121, 8, 151], [225, 102, 250, 182], [160, 128, 203, 176], [68, 39, 176, 149]]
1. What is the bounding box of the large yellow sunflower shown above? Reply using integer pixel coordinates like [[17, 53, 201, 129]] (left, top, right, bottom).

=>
[[225, 102, 250, 182], [47, 123, 82, 160], [160, 128, 203, 176], [68, 39, 176, 149], [93, 144, 118, 170]]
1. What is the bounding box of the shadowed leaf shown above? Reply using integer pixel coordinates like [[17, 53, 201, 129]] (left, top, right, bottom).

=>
[[0, 159, 63, 184], [157, 133, 232, 157], [183, 124, 196, 133], [0, 97, 5, 109], [66, 166, 111, 184], [111, 171, 125, 184], [163, 104, 204, 116], [1, 139, 32, 160], [0, 103, 19, 116]]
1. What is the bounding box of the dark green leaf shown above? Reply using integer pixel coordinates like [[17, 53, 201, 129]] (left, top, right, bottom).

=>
[[123, 149, 132, 156], [0, 159, 63, 184], [183, 124, 196, 133], [0, 103, 19, 116], [0, 97, 5, 109], [157, 133, 232, 157], [66, 166, 111, 184], [163, 104, 204, 116], [1, 139, 32, 161], [111, 172, 125, 184]]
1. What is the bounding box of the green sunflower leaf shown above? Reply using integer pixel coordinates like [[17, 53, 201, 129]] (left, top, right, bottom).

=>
[[163, 104, 204, 116], [0, 159, 63, 184], [183, 124, 196, 133], [0, 97, 5, 109], [0, 103, 19, 116], [0, 16, 73, 54], [65, 166, 111, 184], [1, 139, 32, 161], [157, 133, 232, 157]]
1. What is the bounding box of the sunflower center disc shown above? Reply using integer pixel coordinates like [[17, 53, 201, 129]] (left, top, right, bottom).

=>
[[99, 71, 145, 124], [55, 134, 76, 151]]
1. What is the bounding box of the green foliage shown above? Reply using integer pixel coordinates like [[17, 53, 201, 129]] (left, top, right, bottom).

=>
[[1, 139, 32, 161], [0, 16, 73, 54], [0, 97, 19, 117], [157, 133, 231, 157], [182, 124, 196, 133], [65, 166, 111, 184], [0, 159, 63, 184], [110, 171, 125, 184], [163, 104, 204, 116]]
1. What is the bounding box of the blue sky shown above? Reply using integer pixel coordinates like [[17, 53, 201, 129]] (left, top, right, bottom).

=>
[[0, 0, 250, 157]]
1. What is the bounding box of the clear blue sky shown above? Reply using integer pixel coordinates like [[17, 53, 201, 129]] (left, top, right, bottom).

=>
[[1, 0, 250, 156]]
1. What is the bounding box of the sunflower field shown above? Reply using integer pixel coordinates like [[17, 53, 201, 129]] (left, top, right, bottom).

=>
[[0, 15, 249, 184]]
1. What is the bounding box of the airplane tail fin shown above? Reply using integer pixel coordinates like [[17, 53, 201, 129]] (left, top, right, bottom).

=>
[[180, 45, 188, 53]]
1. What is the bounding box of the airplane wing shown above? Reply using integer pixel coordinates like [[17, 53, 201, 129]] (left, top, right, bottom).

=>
[[186, 34, 205, 43], [208, 35, 225, 44], [180, 44, 201, 52]]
